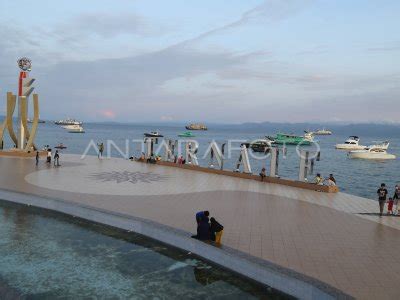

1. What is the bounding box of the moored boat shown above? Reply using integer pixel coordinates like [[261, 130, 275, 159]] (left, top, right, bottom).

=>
[[269, 133, 312, 145], [349, 147, 396, 160], [250, 139, 272, 152], [178, 131, 195, 137], [55, 143, 67, 149], [314, 128, 332, 135], [144, 132, 163, 138], [28, 118, 45, 123], [185, 123, 207, 130], [335, 136, 366, 150], [67, 125, 85, 133], [55, 118, 82, 126], [368, 141, 389, 150]]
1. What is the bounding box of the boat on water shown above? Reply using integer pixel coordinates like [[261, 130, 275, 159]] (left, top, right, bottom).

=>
[[335, 136, 367, 150], [65, 125, 85, 133], [185, 123, 207, 130], [28, 118, 45, 123], [368, 141, 389, 150], [178, 131, 195, 137], [268, 133, 313, 145], [55, 118, 82, 126], [314, 128, 332, 135], [349, 147, 396, 160], [250, 139, 272, 152], [144, 132, 163, 138], [54, 143, 67, 149]]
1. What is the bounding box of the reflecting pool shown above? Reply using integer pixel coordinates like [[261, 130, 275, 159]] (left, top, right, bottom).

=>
[[0, 201, 292, 299]]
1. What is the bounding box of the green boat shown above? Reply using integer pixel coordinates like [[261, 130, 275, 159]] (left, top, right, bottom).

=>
[[178, 131, 195, 137], [269, 133, 312, 145]]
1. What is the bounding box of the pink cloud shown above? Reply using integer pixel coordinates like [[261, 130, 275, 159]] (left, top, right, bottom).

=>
[[99, 109, 116, 119]]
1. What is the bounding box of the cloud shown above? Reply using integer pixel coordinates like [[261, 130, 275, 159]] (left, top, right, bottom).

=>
[[160, 115, 173, 121], [54, 12, 160, 40], [367, 45, 400, 52], [99, 109, 117, 119], [180, 0, 314, 45]]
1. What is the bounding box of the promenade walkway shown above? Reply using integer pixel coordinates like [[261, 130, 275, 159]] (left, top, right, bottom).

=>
[[0, 154, 399, 299]]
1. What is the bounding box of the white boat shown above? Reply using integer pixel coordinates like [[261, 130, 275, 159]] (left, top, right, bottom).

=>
[[65, 124, 85, 133], [368, 141, 389, 150], [349, 147, 396, 160], [55, 118, 82, 126], [335, 136, 367, 150], [304, 131, 315, 142], [314, 128, 332, 135]]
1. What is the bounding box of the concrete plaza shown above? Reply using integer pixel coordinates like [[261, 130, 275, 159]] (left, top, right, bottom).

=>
[[1, 154, 400, 299]]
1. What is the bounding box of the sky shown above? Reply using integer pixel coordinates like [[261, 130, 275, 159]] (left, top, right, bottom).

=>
[[0, 0, 399, 123]]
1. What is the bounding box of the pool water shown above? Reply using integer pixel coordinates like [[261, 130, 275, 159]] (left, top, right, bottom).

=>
[[0, 201, 292, 299]]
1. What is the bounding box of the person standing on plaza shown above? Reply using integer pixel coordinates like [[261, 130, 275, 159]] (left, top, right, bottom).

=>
[[259, 167, 266, 181], [54, 150, 60, 167], [393, 185, 400, 214], [98, 142, 104, 159], [47, 149, 52, 164], [377, 183, 388, 216], [387, 198, 394, 215], [35, 151, 39, 166]]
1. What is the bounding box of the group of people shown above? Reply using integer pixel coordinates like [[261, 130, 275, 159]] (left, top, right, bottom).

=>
[[314, 173, 336, 186], [192, 211, 224, 244], [36, 148, 60, 167], [377, 183, 400, 216]]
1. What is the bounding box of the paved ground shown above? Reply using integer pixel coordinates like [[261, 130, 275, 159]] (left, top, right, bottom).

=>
[[1, 154, 400, 299]]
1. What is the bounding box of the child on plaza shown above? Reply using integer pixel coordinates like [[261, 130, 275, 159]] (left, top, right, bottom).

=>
[[387, 197, 394, 215]]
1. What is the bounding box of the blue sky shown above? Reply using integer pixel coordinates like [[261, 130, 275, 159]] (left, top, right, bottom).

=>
[[0, 0, 399, 123]]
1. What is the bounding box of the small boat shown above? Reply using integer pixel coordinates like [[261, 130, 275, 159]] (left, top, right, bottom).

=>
[[28, 118, 45, 123], [144, 131, 163, 138], [55, 118, 82, 125], [178, 131, 195, 137], [314, 128, 332, 135], [55, 143, 67, 149], [335, 136, 366, 150], [185, 123, 207, 130], [67, 125, 85, 133], [349, 147, 396, 160], [368, 141, 389, 150], [269, 133, 312, 145], [250, 139, 272, 152]]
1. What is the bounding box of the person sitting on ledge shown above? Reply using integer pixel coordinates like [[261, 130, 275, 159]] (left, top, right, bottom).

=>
[[314, 173, 323, 185], [210, 217, 224, 245], [259, 167, 266, 181], [329, 174, 336, 184], [192, 211, 211, 241], [196, 210, 209, 225], [324, 176, 336, 186]]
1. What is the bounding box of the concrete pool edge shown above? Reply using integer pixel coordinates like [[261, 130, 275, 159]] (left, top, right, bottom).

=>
[[0, 188, 352, 300]]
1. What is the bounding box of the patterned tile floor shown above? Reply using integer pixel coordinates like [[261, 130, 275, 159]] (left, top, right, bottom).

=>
[[1, 154, 400, 299]]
